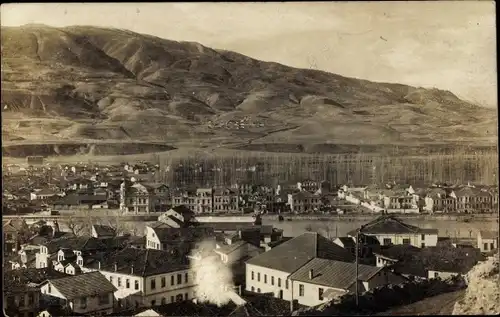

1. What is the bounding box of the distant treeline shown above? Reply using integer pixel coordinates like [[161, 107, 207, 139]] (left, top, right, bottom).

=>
[[150, 148, 499, 187]]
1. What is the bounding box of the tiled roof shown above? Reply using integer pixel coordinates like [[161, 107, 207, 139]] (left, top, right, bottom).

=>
[[215, 240, 251, 255], [373, 245, 421, 261], [348, 216, 434, 235], [154, 227, 216, 243], [170, 205, 195, 217], [92, 225, 116, 237], [289, 258, 383, 289], [44, 236, 110, 254], [98, 247, 190, 277], [246, 232, 355, 273], [5, 267, 68, 285], [197, 222, 256, 232], [335, 237, 355, 249], [479, 230, 499, 240], [48, 271, 116, 299]]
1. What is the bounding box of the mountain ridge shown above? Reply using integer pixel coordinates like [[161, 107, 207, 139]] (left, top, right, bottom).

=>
[[1, 24, 496, 153]]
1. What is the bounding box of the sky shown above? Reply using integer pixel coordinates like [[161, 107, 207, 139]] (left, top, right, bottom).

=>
[[1, 2, 497, 108]]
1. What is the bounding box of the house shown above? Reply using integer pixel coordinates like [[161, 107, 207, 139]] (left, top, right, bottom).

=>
[[347, 215, 438, 248], [288, 258, 406, 307], [453, 186, 493, 213], [93, 247, 196, 310], [332, 237, 356, 254], [423, 188, 456, 213], [213, 187, 239, 212], [30, 189, 63, 201], [245, 232, 355, 301], [3, 219, 29, 255], [39, 271, 116, 316], [120, 182, 168, 213], [91, 225, 117, 238], [297, 179, 321, 193], [195, 187, 214, 213], [4, 276, 42, 317], [157, 205, 195, 227], [380, 189, 418, 213], [287, 191, 322, 213], [239, 226, 284, 249], [477, 230, 498, 253], [145, 224, 216, 253], [171, 188, 197, 212], [373, 244, 421, 268], [214, 239, 263, 265]]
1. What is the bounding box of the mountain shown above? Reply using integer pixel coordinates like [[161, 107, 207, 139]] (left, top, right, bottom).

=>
[[1, 25, 497, 155]]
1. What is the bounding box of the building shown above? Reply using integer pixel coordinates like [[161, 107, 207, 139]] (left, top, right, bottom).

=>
[[423, 188, 456, 213], [477, 230, 498, 253], [214, 239, 263, 265], [453, 186, 493, 213], [288, 258, 405, 307], [213, 187, 239, 212], [3, 219, 29, 256], [93, 248, 196, 310], [245, 232, 355, 301], [171, 188, 197, 212], [120, 182, 169, 213], [145, 224, 216, 253], [287, 192, 322, 213], [27, 155, 44, 165], [39, 271, 116, 316], [347, 216, 438, 248], [91, 225, 117, 238], [381, 189, 418, 213], [157, 205, 195, 227], [4, 272, 43, 317]]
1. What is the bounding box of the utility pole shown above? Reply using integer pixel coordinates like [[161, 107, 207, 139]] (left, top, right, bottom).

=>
[[356, 225, 365, 307]]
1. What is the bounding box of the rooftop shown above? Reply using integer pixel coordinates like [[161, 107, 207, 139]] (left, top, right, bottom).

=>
[[348, 216, 438, 236], [246, 232, 354, 273], [46, 271, 117, 300]]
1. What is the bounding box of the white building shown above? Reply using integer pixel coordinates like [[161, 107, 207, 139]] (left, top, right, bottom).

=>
[[39, 271, 116, 316], [245, 232, 355, 302], [91, 247, 198, 310], [477, 230, 498, 253], [347, 216, 438, 248]]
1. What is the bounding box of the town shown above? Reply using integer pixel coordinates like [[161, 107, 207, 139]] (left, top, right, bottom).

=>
[[3, 160, 499, 316]]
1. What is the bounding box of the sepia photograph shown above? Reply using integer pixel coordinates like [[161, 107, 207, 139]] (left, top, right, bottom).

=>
[[1, 1, 499, 316]]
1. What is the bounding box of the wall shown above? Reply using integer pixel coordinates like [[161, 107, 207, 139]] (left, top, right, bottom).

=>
[[428, 270, 460, 279], [245, 264, 291, 300], [291, 280, 346, 307]]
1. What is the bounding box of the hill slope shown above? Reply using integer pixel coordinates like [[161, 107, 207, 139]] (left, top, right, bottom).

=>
[[1, 25, 497, 153]]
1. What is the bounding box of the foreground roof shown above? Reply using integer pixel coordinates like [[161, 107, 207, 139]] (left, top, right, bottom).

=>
[[246, 232, 354, 273], [348, 216, 438, 236], [289, 258, 383, 289], [47, 271, 116, 299]]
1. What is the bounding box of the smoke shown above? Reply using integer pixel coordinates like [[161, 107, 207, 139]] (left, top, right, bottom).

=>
[[190, 239, 235, 307]]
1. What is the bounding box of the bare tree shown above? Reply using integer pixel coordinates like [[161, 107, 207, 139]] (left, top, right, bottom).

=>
[[65, 211, 93, 236]]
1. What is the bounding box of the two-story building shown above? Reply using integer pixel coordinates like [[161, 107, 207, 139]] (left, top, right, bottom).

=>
[[245, 232, 355, 301], [94, 247, 196, 310], [39, 271, 116, 316], [287, 192, 322, 213], [145, 224, 216, 254], [288, 258, 405, 307], [213, 187, 239, 212], [4, 274, 42, 317], [171, 188, 197, 211], [3, 219, 29, 256], [453, 186, 493, 213], [347, 215, 438, 248], [423, 188, 457, 213]]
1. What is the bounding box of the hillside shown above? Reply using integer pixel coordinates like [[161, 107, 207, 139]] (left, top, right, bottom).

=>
[[1, 24, 497, 155]]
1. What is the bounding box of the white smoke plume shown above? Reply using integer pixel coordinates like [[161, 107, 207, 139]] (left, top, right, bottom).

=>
[[190, 239, 235, 307]]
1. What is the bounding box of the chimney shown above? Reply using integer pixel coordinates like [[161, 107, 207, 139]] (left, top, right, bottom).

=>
[[98, 261, 101, 270], [309, 269, 314, 279], [114, 262, 117, 272], [131, 265, 134, 275]]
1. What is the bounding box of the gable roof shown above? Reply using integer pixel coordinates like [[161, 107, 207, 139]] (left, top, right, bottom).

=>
[[215, 240, 261, 255], [153, 226, 215, 243], [43, 236, 110, 254], [170, 205, 195, 217], [479, 230, 499, 240], [348, 216, 436, 236], [289, 258, 383, 289], [98, 247, 190, 277], [246, 232, 355, 273], [5, 267, 68, 285], [92, 224, 116, 237], [47, 271, 116, 299]]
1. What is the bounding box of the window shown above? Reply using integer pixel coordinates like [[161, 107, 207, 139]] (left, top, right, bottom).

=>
[[285, 279, 289, 289], [171, 275, 175, 285], [185, 293, 188, 300], [151, 279, 156, 290], [28, 293, 34, 305], [421, 234, 425, 240], [421, 243, 425, 248], [491, 243, 495, 250], [117, 277, 122, 287], [110, 276, 114, 284], [403, 238, 411, 245], [126, 279, 130, 288], [271, 276, 274, 285], [47, 284, 52, 293], [185, 273, 188, 283], [264, 274, 267, 284], [177, 274, 182, 284], [299, 284, 304, 296], [176, 294, 183, 302], [79, 297, 87, 309], [251, 286, 255, 292], [319, 288, 324, 300], [251, 271, 254, 280], [257, 288, 261, 293], [98, 294, 110, 305], [383, 238, 392, 246], [484, 243, 488, 251], [161, 277, 166, 288], [257, 272, 261, 282], [161, 297, 166, 305], [278, 278, 281, 287], [434, 272, 439, 278], [170, 296, 174, 303], [151, 300, 156, 306], [135, 280, 139, 290]]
